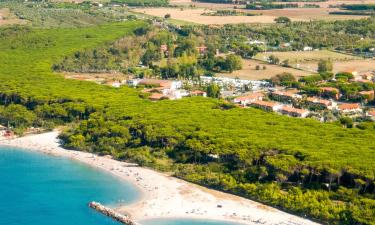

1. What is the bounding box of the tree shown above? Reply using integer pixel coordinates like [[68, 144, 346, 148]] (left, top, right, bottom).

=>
[[224, 54, 242, 72], [274, 16, 291, 24], [206, 83, 220, 98], [271, 72, 296, 86], [318, 59, 333, 73], [269, 55, 280, 65]]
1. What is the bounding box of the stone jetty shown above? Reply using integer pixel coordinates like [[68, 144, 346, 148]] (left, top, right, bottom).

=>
[[88, 201, 139, 225]]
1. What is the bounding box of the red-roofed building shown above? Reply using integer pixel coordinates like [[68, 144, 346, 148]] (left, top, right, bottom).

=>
[[280, 106, 310, 118], [160, 44, 168, 52], [250, 100, 282, 112], [190, 90, 207, 97], [337, 103, 362, 114], [306, 97, 336, 110], [196, 46, 207, 54], [366, 109, 375, 121], [359, 90, 375, 101], [270, 90, 301, 103], [149, 93, 169, 101], [320, 87, 340, 100], [233, 92, 264, 106]]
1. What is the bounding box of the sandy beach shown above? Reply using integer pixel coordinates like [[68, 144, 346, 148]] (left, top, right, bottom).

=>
[[0, 131, 319, 225]]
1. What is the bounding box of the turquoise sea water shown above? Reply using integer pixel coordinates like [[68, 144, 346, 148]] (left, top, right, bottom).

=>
[[0, 146, 139, 225], [0, 146, 243, 225]]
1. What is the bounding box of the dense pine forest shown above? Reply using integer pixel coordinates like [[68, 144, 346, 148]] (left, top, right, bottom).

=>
[[0, 9, 374, 225]]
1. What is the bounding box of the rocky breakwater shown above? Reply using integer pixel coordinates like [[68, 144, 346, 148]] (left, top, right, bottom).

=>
[[88, 201, 139, 225]]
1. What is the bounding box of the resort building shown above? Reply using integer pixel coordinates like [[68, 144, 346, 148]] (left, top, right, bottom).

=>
[[359, 90, 375, 102], [366, 109, 375, 121], [250, 100, 282, 112], [190, 90, 207, 97], [149, 93, 169, 101], [320, 87, 340, 100], [337, 103, 362, 115], [233, 92, 264, 106], [196, 46, 207, 54], [279, 106, 310, 118], [306, 97, 336, 110], [270, 90, 302, 103]]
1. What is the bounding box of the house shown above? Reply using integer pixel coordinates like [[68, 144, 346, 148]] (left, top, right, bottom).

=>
[[320, 87, 340, 100], [106, 81, 121, 88], [196, 46, 207, 54], [355, 79, 372, 84], [303, 46, 313, 51], [270, 90, 301, 103], [149, 93, 169, 101], [361, 73, 373, 81], [359, 90, 375, 101], [138, 79, 182, 90], [247, 40, 265, 45], [250, 100, 282, 112], [190, 90, 207, 97], [343, 69, 358, 77], [306, 97, 336, 110], [337, 103, 362, 115], [160, 44, 168, 52], [233, 92, 264, 106], [366, 109, 375, 121], [279, 106, 310, 118]]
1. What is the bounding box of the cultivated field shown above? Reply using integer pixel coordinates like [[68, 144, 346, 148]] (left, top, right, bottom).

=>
[[255, 50, 360, 63], [132, 8, 278, 24], [217, 58, 312, 80], [0, 8, 27, 26], [64, 72, 128, 84], [299, 59, 375, 74], [254, 50, 374, 74], [165, 0, 373, 23]]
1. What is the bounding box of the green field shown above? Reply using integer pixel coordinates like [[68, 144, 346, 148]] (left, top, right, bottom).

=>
[[1, 22, 374, 224]]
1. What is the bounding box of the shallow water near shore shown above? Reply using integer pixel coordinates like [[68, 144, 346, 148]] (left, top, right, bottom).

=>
[[141, 218, 245, 225], [0, 146, 139, 225], [0, 146, 244, 225]]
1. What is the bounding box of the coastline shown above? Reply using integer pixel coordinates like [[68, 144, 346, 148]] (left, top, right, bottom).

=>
[[0, 131, 319, 225]]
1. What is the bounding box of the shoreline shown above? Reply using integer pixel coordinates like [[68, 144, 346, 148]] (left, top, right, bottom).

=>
[[0, 131, 319, 225]]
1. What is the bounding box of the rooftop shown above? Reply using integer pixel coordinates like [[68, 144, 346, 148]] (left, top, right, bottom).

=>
[[320, 87, 339, 92], [306, 97, 331, 106], [139, 79, 172, 88], [281, 106, 309, 114], [338, 103, 361, 110], [234, 92, 264, 101], [252, 100, 280, 108]]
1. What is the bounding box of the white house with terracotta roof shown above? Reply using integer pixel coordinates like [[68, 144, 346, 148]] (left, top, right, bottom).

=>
[[190, 90, 207, 97], [233, 92, 264, 106], [279, 106, 310, 118], [337, 103, 362, 115], [250, 100, 282, 112], [270, 90, 302, 103], [366, 109, 375, 121], [306, 97, 336, 110]]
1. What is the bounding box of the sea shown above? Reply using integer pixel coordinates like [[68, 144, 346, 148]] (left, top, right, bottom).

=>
[[0, 147, 243, 225]]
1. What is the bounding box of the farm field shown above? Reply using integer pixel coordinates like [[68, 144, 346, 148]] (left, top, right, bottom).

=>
[[0, 8, 27, 26], [132, 8, 278, 24], [64, 72, 128, 84], [167, 0, 373, 22], [300, 58, 375, 74], [242, 8, 369, 21], [217, 58, 311, 80], [254, 50, 361, 72]]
